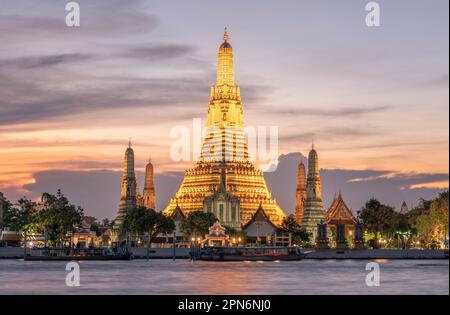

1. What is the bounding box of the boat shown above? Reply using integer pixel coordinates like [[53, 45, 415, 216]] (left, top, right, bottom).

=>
[[191, 246, 311, 261], [24, 247, 132, 261]]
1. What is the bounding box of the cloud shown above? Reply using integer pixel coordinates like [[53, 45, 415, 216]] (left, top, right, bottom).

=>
[[278, 127, 377, 143], [409, 180, 449, 190], [0, 1, 159, 43], [121, 45, 196, 61], [272, 105, 390, 117], [0, 53, 94, 69], [0, 75, 209, 126]]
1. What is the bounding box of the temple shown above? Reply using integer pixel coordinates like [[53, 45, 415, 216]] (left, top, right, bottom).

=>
[[113, 142, 155, 229], [163, 28, 286, 226], [114, 141, 138, 229], [294, 161, 306, 223], [301, 144, 325, 239], [143, 157, 155, 210], [325, 191, 357, 237]]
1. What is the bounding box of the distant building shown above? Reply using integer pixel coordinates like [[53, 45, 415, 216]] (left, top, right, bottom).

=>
[[400, 200, 409, 214]]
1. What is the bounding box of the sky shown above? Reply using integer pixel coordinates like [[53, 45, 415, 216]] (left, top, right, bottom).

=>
[[0, 0, 448, 219]]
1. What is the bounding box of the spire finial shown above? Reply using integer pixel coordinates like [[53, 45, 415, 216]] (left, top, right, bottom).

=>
[[223, 26, 229, 42], [148, 154, 152, 163], [128, 138, 132, 148], [311, 138, 315, 150]]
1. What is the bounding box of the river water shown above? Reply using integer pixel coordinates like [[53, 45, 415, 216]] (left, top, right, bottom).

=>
[[0, 259, 448, 294]]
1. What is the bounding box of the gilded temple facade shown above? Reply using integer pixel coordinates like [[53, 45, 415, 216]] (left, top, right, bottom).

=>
[[163, 29, 286, 226], [203, 170, 241, 230]]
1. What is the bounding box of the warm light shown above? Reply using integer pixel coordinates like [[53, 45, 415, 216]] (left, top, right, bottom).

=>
[[28, 241, 33, 247], [191, 237, 195, 242], [238, 237, 241, 242], [349, 231, 353, 236], [232, 238, 236, 242], [197, 237, 201, 241]]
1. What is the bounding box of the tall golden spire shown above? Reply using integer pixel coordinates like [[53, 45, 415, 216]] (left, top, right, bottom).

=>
[[163, 29, 287, 226], [217, 27, 234, 86]]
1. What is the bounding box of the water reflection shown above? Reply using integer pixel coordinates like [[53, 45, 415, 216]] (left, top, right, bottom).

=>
[[0, 259, 448, 295]]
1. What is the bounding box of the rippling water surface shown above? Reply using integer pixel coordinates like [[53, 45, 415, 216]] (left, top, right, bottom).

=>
[[0, 259, 448, 294]]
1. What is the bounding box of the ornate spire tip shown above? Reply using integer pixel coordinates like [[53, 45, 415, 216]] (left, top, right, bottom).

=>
[[223, 26, 229, 42]]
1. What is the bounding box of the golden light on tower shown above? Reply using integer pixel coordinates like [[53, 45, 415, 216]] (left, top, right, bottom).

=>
[[163, 28, 286, 226]]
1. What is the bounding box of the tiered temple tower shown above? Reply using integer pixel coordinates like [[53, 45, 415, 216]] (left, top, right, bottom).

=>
[[114, 141, 138, 228], [163, 28, 286, 226], [143, 157, 156, 210], [294, 161, 306, 223], [301, 144, 325, 239]]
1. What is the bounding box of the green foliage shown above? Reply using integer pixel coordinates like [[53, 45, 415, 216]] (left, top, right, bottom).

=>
[[36, 190, 84, 246], [101, 218, 111, 227], [415, 191, 449, 247], [276, 215, 310, 244], [358, 199, 398, 235], [181, 211, 216, 237], [120, 207, 175, 245], [3, 197, 37, 235]]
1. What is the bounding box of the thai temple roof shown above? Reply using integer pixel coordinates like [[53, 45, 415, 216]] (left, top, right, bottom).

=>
[[242, 204, 277, 230], [325, 192, 357, 225]]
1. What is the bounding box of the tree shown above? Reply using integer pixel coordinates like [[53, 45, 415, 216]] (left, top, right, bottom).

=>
[[393, 213, 416, 249], [120, 207, 175, 248], [101, 218, 111, 227], [3, 197, 37, 245], [415, 191, 449, 248], [35, 190, 84, 246], [181, 211, 216, 238], [358, 198, 397, 248], [83, 216, 98, 226], [276, 215, 310, 245]]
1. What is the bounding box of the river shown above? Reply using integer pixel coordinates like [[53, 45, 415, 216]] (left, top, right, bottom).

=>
[[0, 259, 448, 294]]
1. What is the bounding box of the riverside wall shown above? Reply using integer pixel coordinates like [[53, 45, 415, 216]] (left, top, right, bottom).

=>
[[1, 247, 448, 259]]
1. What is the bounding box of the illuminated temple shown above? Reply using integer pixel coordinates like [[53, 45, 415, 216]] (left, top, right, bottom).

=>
[[163, 29, 286, 226]]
